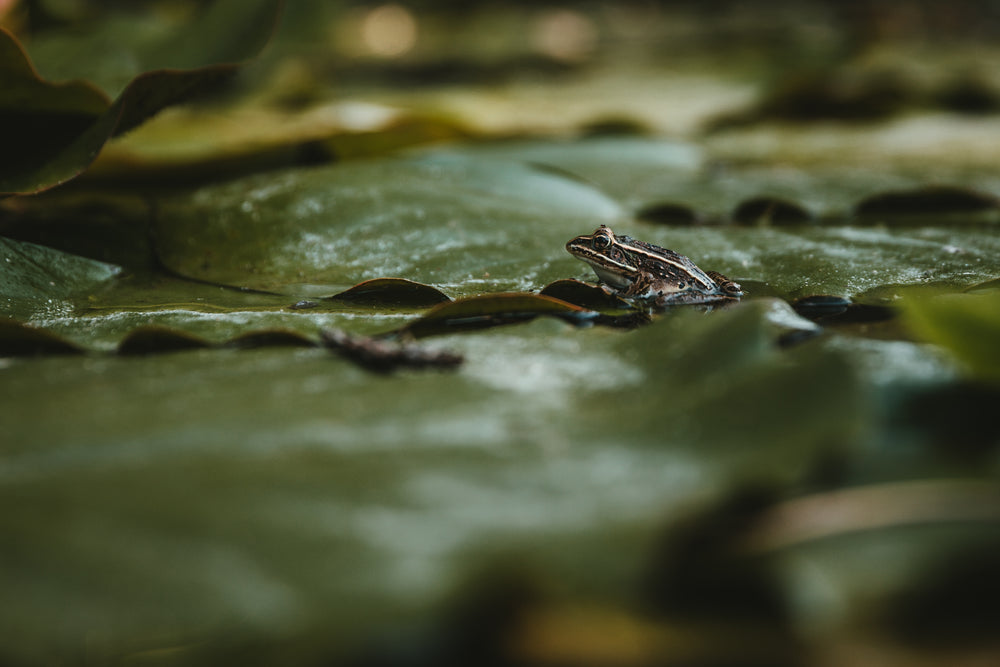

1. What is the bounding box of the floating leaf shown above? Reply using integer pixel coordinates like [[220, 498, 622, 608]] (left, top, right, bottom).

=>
[[635, 201, 700, 226], [539, 279, 631, 311], [152, 154, 624, 294], [0, 235, 121, 320], [732, 196, 813, 225], [116, 326, 212, 356], [86, 104, 470, 186], [325, 278, 451, 307], [440, 137, 704, 210], [855, 185, 999, 221], [900, 292, 1000, 382]]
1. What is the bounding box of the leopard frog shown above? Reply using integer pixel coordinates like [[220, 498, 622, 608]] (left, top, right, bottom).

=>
[[566, 225, 742, 307]]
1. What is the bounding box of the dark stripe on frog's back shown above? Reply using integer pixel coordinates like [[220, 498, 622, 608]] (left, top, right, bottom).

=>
[[618, 235, 716, 289]]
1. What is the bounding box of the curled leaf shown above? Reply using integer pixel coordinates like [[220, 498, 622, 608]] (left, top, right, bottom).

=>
[[0, 28, 109, 192], [0, 0, 283, 195], [325, 278, 451, 307], [539, 279, 631, 310], [399, 292, 596, 338]]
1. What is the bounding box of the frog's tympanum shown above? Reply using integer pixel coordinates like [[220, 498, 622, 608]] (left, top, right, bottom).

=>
[[566, 225, 742, 307]]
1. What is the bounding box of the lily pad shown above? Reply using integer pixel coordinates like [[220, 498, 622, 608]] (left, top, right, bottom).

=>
[[152, 154, 624, 295], [539, 278, 632, 310], [854, 185, 1000, 223]]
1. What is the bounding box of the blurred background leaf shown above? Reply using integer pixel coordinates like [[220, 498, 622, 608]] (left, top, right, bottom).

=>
[[0, 0, 283, 194], [901, 291, 1000, 383]]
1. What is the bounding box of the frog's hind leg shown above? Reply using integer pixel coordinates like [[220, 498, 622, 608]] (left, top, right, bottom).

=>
[[654, 291, 739, 307], [706, 270, 743, 297]]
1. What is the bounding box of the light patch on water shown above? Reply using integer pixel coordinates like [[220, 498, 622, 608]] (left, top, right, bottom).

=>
[[293, 232, 344, 265], [0, 411, 513, 484], [459, 334, 643, 399], [824, 336, 957, 387], [409, 446, 703, 527], [334, 443, 707, 598], [291, 196, 325, 218], [762, 299, 820, 333], [24, 299, 75, 321]]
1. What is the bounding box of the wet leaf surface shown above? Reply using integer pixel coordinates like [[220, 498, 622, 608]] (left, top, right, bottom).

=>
[[325, 278, 452, 307], [4, 7, 1000, 663], [0, 235, 122, 320], [152, 153, 624, 295]]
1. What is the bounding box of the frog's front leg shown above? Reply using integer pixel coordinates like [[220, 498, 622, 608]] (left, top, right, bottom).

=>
[[617, 275, 657, 300]]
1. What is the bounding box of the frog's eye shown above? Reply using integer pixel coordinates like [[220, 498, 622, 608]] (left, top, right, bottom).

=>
[[677, 281, 686, 289], [593, 234, 612, 250]]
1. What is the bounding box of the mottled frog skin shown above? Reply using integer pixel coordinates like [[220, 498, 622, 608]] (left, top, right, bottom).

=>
[[566, 225, 742, 306]]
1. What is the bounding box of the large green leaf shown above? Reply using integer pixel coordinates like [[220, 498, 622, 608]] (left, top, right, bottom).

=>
[[152, 153, 625, 295], [0, 0, 283, 195], [0, 300, 865, 662], [149, 141, 1000, 302]]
